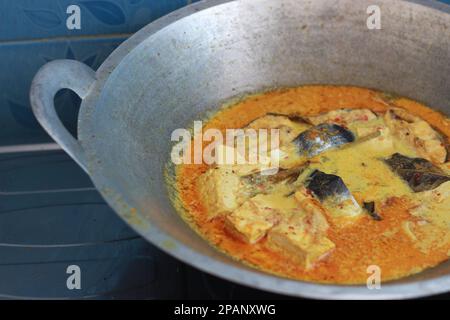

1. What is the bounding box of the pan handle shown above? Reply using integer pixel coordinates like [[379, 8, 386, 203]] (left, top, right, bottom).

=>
[[29, 59, 96, 173]]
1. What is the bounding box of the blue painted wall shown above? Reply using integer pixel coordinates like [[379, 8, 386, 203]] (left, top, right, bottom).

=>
[[0, 0, 198, 146]]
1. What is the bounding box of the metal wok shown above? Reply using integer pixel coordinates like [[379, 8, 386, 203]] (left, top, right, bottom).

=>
[[30, 0, 450, 299]]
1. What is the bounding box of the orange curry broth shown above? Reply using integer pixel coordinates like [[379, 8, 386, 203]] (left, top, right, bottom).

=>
[[175, 85, 450, 284]]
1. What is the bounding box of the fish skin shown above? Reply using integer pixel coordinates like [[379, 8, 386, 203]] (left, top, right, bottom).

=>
[[293, 123, 355, 157]]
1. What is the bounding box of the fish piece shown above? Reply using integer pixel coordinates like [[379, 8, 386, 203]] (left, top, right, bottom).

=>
[[330, 198, 363, 219], [384, 153, 450, 192], [267, 211, 335, 269], [420, 181, 450, 203], [293, 123, 355, 157], [406, 182, 450, 253], [245, 113, 310, 146], [363, 201, 382, 221], [238, 164, 308, 200], [411, 180, 450, 207], [199, 161, 306, 220], [308, 108, 377, 126], [384, 107, 447, 163], [241, 165, 305, 188], [408, 181, 450, 239], [225, 193, 296, 244], [306, 170, 351, 201], [305, 170, 362, 219], [213, 143, 281, 177]]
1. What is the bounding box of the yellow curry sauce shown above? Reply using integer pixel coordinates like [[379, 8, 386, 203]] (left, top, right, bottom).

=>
[[175, 86, 450, 284]]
